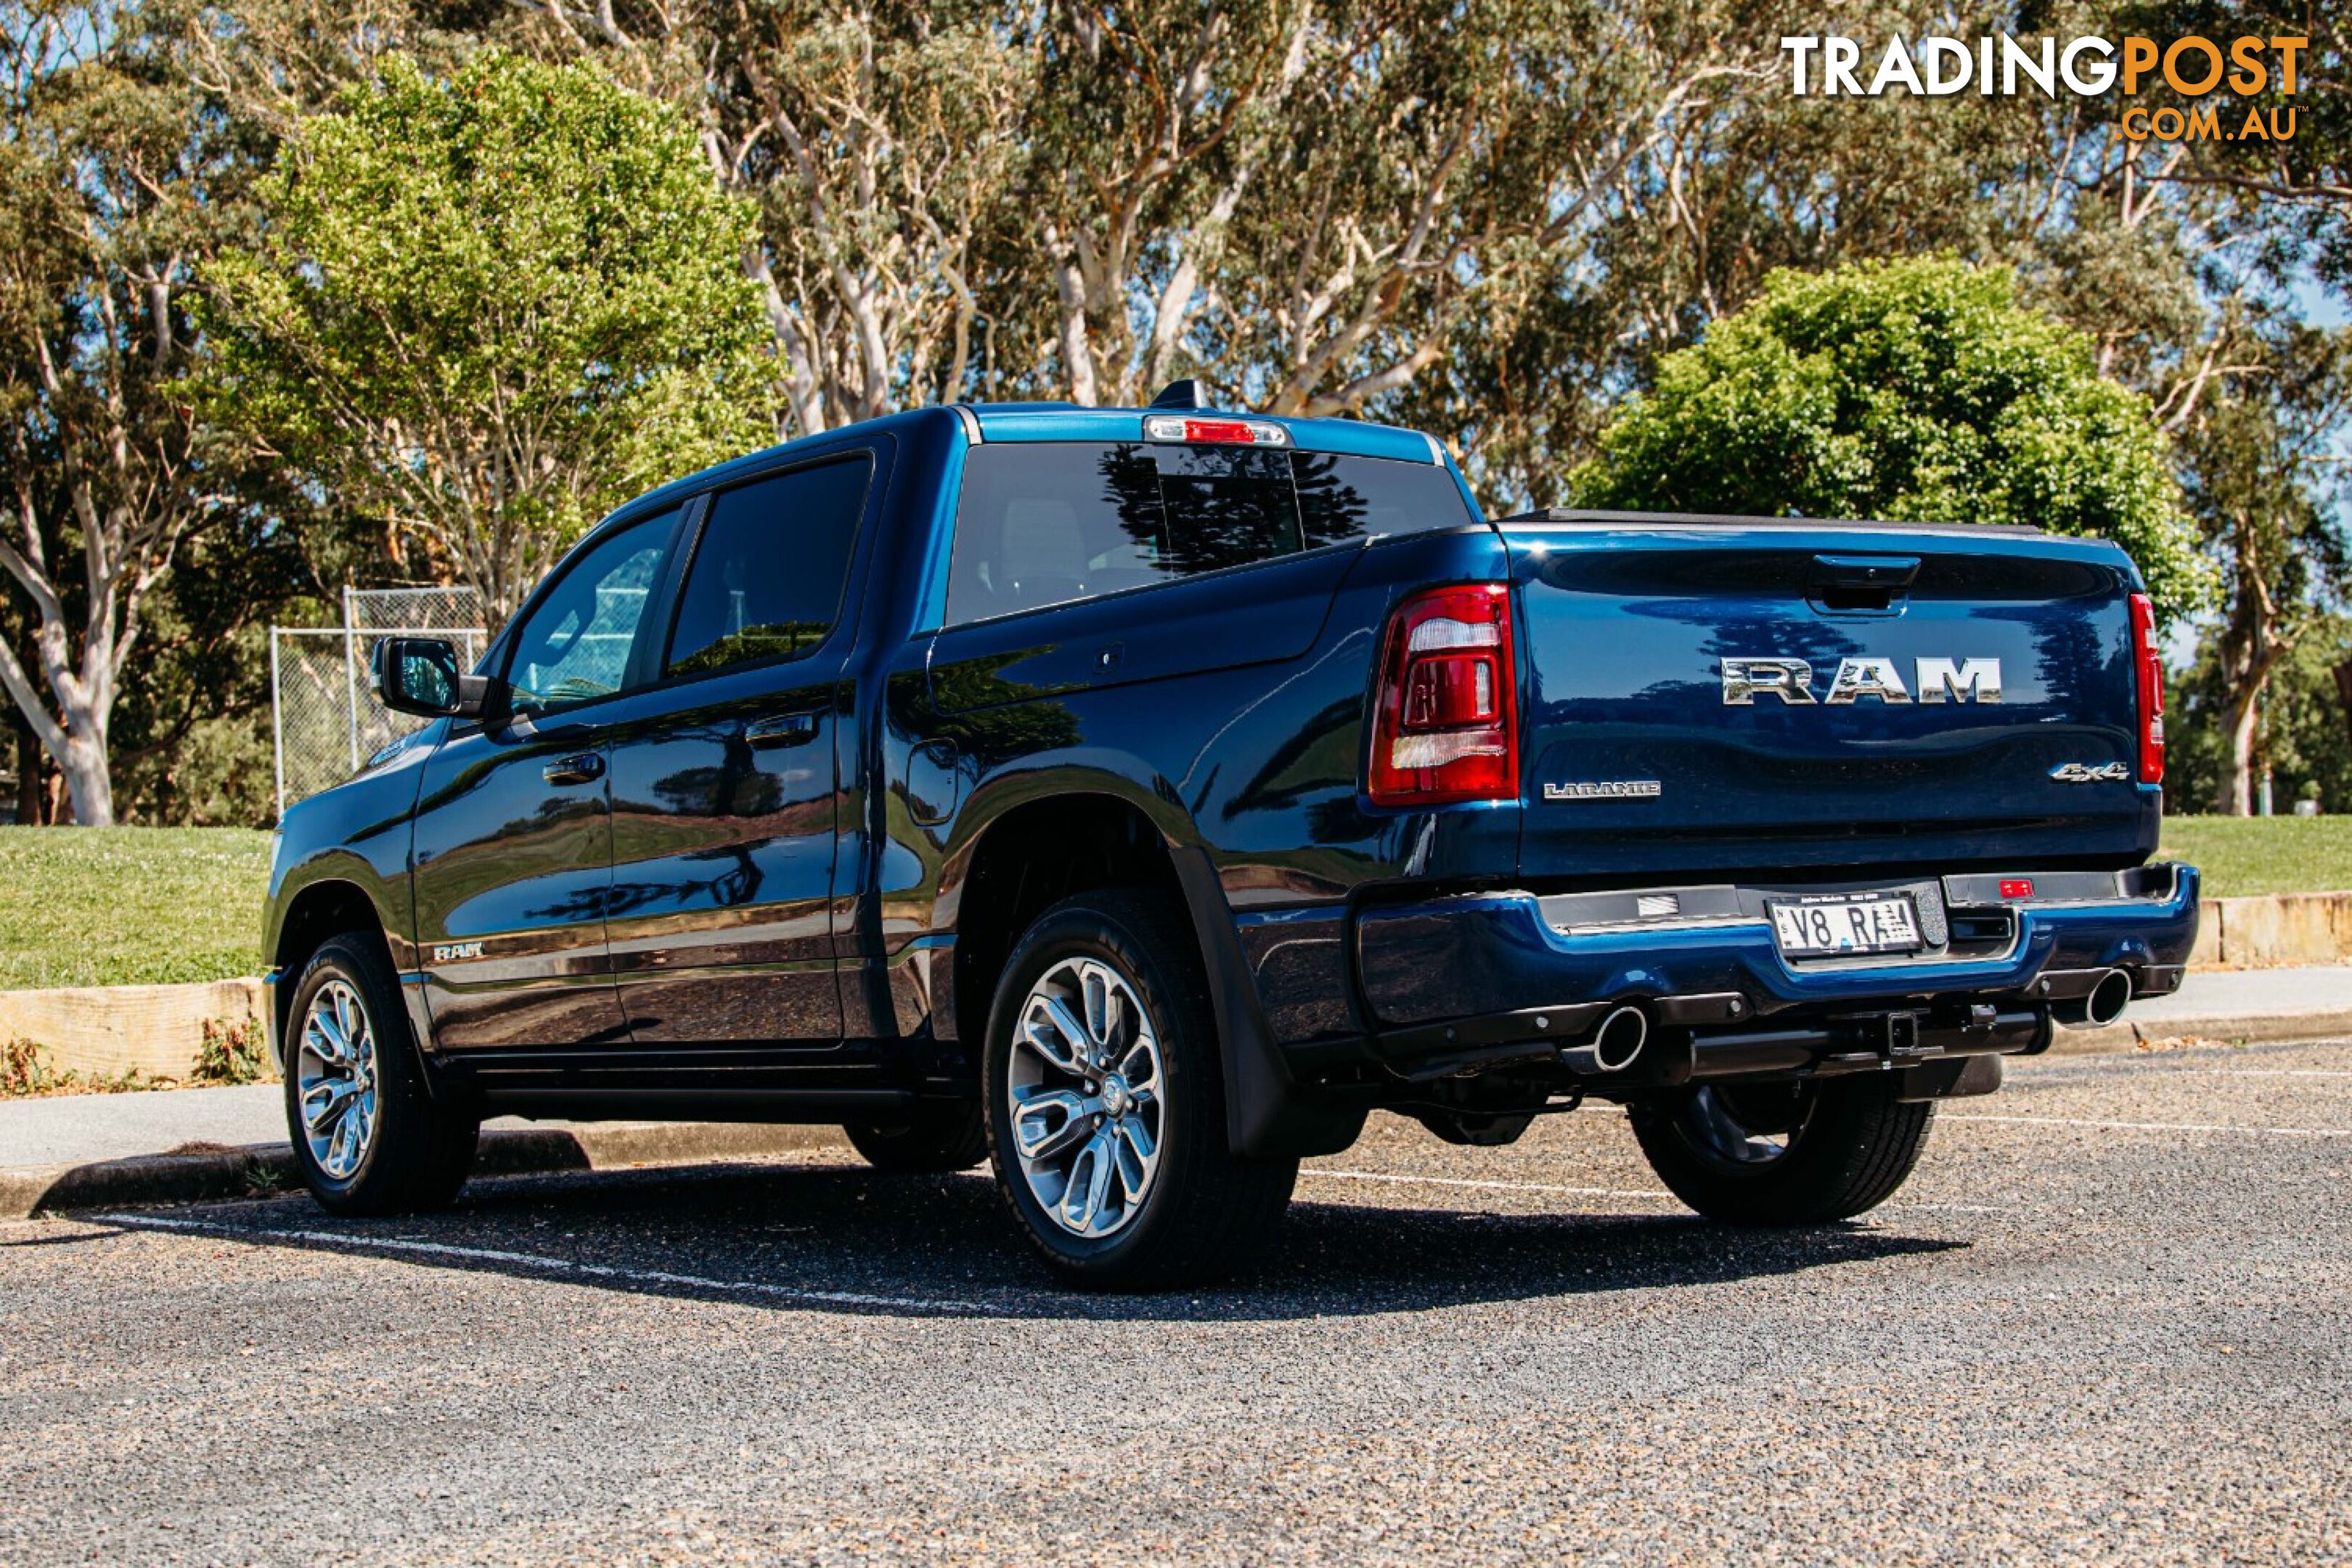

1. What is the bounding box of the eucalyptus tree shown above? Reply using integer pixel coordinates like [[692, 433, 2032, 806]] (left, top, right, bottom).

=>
[[2176, 319, 2352, 812], [0, 0, 244, 824]]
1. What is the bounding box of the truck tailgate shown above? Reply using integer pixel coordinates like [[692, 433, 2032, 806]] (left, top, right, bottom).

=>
[[1505, 521, 2156, 882]]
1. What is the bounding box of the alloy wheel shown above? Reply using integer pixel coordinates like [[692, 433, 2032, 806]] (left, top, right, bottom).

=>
[[297, 979, 380, 1180], [1005, 956, 1165, 1238]]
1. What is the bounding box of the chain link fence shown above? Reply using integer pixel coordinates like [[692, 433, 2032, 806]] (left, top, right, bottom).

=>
[[271, 587, 486, 814]]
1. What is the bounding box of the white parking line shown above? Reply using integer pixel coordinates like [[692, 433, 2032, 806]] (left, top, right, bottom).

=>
[[1302, 1169, 1678, 1201], [2192, 1068, 2352, 1079], [96, 1213, 986, 1315], [1300, 1169, 2010, 1217], [1944, 1114, 2352, 1138]]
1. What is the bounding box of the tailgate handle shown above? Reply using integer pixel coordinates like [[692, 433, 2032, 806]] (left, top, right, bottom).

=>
[[1809, 554, 1920, 613]]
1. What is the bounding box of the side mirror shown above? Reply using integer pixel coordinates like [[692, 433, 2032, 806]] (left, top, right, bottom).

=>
[[371, 636, 489, 720]]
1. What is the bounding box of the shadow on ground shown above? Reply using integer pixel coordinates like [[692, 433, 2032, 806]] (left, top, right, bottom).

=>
[[75, 1157, 1963, 1321]]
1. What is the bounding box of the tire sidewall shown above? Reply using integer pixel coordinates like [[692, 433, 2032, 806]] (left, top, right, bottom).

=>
[[1634, 1077, 1931, 1223], [983, 895, 1212, 1279]]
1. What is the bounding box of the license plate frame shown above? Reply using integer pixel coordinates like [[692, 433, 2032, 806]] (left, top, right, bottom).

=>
[[1767, 891, 1925, 960]]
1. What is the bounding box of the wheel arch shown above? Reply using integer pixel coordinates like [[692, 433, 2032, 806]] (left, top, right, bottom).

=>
[[945, 782, 1363, 1159], [270, 877, 403, 1066]]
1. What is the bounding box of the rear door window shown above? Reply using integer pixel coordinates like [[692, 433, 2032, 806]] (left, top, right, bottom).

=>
[[666, 455, 872, 679], [947, 443, 1472, 624]]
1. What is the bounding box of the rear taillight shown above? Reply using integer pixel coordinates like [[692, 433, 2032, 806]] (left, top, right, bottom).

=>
[[2131, 591, 2165, 785], [1367, 584, 1518, 807]]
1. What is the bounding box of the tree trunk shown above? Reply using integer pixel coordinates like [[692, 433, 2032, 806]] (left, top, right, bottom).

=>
[[56, 722, 113, 826], [2216, 683, 2261, 816]]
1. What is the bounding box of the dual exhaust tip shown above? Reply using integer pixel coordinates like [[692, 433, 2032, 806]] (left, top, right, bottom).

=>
[[1558, 968, 2131, 1069]]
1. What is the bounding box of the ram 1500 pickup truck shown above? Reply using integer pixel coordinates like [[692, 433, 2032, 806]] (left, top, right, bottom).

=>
[[262, 383, 2200, 1289]]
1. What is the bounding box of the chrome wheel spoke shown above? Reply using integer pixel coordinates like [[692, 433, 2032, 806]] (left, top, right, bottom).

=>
[[1058, 1132, 1116, 1235], [303, 1082, 357, 1137], [1011, 1087, 1098, 1161], [1081, 964, 1121, 1053], [1111, 1118, 1156, 1201], [1021, 998, 1091, 1076]]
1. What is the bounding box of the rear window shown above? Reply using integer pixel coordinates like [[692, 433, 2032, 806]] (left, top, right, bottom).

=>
[[947, 442, 1473, 624], [666, 456, 870, 678]]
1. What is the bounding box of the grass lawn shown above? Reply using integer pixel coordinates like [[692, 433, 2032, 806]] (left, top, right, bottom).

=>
[[0, 826, 271, 989], [2157, 815, 2352, 899], [0, 816, 2340, 995]]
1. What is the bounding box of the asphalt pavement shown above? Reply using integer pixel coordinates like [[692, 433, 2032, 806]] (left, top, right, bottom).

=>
[[4, 1038, 2349, 1564]]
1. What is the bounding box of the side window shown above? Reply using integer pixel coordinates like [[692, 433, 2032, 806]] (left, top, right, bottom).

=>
[[947, 443, 1475, 624], [503, 512, 673, 716], [666, 457, 871, 679]]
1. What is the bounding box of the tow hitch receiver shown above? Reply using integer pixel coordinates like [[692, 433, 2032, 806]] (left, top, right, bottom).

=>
[[1882, 1010, 1922, 1059]]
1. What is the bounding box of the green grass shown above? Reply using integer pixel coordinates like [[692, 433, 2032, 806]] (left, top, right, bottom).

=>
[[0, 826, 271, 989], [0, 815, 2338, 995], [2157, 816, 2352, 899]]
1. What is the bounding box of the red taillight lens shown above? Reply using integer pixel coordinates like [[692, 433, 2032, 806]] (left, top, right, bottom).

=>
[[2130, 591, 2165, 785], [1368, 584, 1517, 806]]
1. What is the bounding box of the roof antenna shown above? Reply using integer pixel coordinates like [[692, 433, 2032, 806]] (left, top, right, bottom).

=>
[[1148, 378, 1213, 410]]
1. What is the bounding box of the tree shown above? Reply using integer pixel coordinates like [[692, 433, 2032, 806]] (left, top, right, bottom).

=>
[[195, 48, 774, 622], [1568, 256, 2215, 617], [2175, 319, 2352, 812], [0, 1, 246, 825]]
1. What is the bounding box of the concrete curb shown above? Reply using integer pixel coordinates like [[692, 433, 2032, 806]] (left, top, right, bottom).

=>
[[1, 1120, 849, 1221], [2042, 1009, 2352, 1055]]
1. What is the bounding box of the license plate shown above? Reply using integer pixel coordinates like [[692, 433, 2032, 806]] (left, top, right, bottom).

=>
[[1768, 893, 1924, 958]]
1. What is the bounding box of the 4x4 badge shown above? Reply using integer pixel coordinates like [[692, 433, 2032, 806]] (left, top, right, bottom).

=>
[[2049, 761, 2130, 783]]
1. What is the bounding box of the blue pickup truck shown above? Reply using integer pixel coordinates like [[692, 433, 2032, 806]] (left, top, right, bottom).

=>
[[262, 383, 2200, 1289]]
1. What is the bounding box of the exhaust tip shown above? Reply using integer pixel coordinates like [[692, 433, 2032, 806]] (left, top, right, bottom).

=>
[[2085, 968, 2132, 1028], [2054, 967, 2133, 1029], [1591, 1005, 1649, 1073]]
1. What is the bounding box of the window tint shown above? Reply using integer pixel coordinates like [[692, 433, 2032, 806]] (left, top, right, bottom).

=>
[[667, 457, 870, 678], [947, 443, 1473, 623], [504, 512, 672, 716]]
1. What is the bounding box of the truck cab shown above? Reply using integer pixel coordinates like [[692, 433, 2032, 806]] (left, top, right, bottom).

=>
[[262, 389, 2200, 1289]]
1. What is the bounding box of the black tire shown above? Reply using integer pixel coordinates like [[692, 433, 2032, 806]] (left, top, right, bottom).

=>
[[1630, 1077, 1934, 1225], [282, 933, 478, 1216], [844, 1104, 989, 1172], [983, 888, 1296, 1291]]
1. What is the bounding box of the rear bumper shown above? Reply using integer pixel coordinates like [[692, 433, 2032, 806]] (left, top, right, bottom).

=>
[[1352, 862, 2198, 1079]]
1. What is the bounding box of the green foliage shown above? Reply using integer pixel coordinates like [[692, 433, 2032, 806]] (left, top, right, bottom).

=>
[[0, 826, 270, 987], [1569, 257, 2216, 618], [194, 48, 774, 619]]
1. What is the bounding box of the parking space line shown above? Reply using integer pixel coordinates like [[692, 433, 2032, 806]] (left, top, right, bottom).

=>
[[2190, 1068, 2352, 1079], [1301, 1169, 2009, 1217], [1944, 1113, 2352, 1138], [1302, 1169, 1678, 1200], [95, 1213, 987, 1315]]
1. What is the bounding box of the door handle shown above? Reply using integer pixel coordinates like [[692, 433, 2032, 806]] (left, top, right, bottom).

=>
[[542, 752, 605, 785], [745, 713, 818, 749]]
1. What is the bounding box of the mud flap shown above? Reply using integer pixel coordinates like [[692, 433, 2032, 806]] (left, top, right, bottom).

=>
[[1169, 846, 1368, 1159]]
